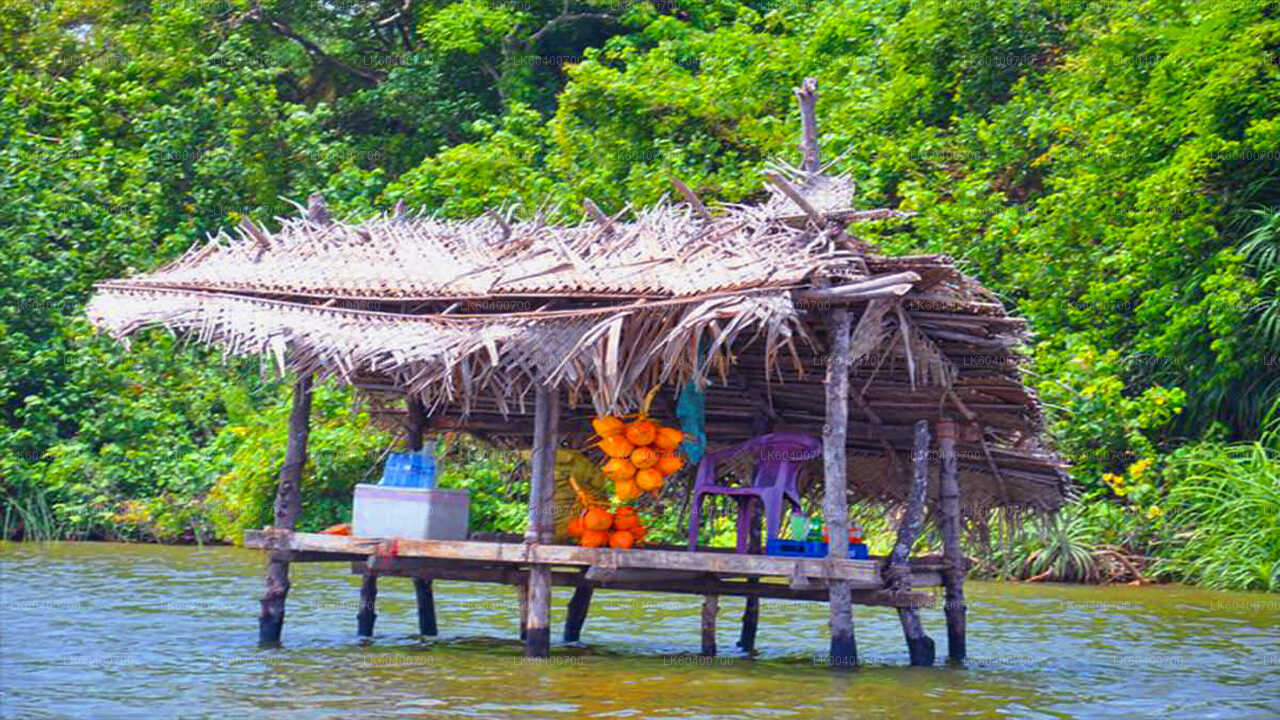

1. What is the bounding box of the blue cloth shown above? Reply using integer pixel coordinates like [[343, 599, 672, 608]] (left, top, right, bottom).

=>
[[676, 338, 708, 465]]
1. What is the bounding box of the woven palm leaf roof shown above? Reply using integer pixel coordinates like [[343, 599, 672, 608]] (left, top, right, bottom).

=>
[[87, 171, 1072, 513]]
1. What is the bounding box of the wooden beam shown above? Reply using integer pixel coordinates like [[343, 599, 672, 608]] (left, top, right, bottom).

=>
[[525, 384, 559, 657], [765, 172, 822, 224], [248, 530, 892, 585], [350, 561, 934, 607], [670, 176, 713, 222], [937, 418, 967, 662], [406, 395, 428, 451], [889, 420, 936, 666], [823, 308, 857, 668], [258, 373, 312, 646], [357, 573, 377, 637], [737, 501, 762, 653]]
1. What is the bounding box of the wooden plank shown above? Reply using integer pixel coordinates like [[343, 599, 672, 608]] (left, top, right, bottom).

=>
[[258, 373, 312, 646], [823, 307, 857, 668], [247, 530, 887, 586]]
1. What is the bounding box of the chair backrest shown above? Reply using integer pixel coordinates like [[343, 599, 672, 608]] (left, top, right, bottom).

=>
[[747, 432, 822, 490]]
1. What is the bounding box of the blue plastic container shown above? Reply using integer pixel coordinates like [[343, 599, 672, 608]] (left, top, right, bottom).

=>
[[766, 538, 827, 558], [381, 452, 436, 488]]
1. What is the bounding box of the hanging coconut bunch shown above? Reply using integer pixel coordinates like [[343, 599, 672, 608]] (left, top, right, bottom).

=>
[[590, 385, 686, 502], [566, 478, 649, 549]]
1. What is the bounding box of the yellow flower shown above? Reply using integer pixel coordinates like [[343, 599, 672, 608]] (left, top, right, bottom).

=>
[[1153, 395, 1166, 406], [1147, 506, 1163, 519], [1128, 458, 1153, 479]]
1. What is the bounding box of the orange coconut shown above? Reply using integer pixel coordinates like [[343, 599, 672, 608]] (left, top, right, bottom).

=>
[[580, 529, 609, 548], [624, 419, 658, 447], [653, 426, 684, 451], [597, 435, 635, 459], [635, 468, 664, 492], [591, 415, 626, 438], [630, 446, 659, 470], [609, 530, 635, 550], [583, 506, 613, 532], [629, 525, 647, 544], [656, 452, 684, 476], [602, 457, 637, 481], [567, 515, 584, 538], [614, 479, 641, 502], [613, 507, 639, 531]]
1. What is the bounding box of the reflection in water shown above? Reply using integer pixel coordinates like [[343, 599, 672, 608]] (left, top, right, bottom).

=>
[[1, 542, 1277, 719]]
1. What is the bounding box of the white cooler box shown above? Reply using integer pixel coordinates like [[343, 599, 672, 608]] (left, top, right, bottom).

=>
[[351, 484, 470, 540]]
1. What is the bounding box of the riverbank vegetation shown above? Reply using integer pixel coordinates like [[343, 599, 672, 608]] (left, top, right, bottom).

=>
[[3, 0, 1278, 591]]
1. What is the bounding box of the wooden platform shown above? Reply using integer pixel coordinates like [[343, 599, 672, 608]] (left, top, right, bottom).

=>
[[244, 530, 938, 608]]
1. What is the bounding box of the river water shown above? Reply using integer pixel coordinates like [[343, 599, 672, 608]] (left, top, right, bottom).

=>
[[1, 542, 1277, 719]]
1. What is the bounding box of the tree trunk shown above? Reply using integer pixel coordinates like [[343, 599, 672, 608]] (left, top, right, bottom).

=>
[[889, 420, 935, 666], [524, 385, 558, 657]]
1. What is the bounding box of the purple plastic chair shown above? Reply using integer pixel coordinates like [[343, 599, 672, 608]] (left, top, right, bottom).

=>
[[687, 432, 823, 553]]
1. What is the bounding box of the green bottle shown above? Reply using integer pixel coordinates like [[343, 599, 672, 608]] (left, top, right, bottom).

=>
[[806, 517, 824, 543]]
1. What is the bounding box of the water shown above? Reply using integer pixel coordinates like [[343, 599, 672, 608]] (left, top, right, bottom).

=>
[[1, 542, 1277, 719]]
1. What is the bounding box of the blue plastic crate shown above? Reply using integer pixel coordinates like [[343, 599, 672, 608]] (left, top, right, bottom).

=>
[[765, 538, 827, 558]]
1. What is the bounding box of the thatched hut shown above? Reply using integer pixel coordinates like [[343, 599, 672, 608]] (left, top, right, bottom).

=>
[[86, 81, 1069, 667]]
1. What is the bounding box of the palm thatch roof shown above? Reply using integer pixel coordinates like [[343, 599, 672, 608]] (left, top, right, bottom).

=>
[[87, 169, 1071, 514]]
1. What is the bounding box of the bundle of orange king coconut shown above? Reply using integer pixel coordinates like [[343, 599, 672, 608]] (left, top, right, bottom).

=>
[[567, 478, 648, 549], [591, 386, 686, 502]]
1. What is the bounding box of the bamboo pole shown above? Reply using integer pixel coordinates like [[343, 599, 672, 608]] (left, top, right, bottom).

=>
[[888, 420, 935, 665], [258, 373, 313, 645], [524, 384, 559, 657], [937, 418, 967, 662], [823, 308, 857, 668]]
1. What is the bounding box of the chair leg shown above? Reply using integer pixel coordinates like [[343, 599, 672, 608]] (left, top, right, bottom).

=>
[[762, 491, 786, 545], [688, 492, 703, 551], [735, 498, 753, 554]]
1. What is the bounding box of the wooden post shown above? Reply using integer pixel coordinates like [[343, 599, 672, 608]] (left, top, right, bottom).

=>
[[357, 573, 378, 637], [795, 77, 821, 174], [517, 583, 528, 640], [406, 396, 440, 637], [887, 420, 935, 666], [563, 585, 594, 642], [258, 373, 312, 645], [737, 500, 761, 653], [413, 578, 438, 636], [937, 419, 966, 662], [700, 594, 719, 656], [823, 308, 856, 668], [524, 384, 558, 657]]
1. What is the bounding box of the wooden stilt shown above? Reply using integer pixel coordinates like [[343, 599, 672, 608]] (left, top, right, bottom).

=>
[[413, 578, 437, 636], [357, 573, 378, 637], [737, 500, 761, 653], [937, 419, 967, 662], [563, 585, 594, 642], [517, 583, 528, 640], [524, 384, 558, 658], [701, 594, 719, 656], [259, 373, 312, 646], [823, 307, 857, 668], [888, 420, 935, 666]]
